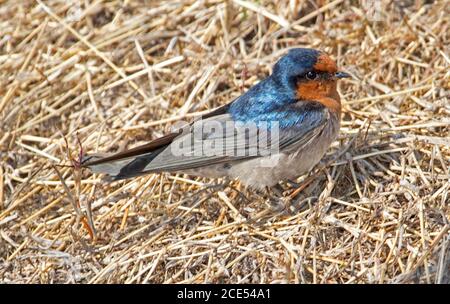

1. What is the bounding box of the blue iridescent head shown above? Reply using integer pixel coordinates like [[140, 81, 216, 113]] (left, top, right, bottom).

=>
[[228, 48, 350, 124], [272, 48, 319, 84], [271, 48, 349, 91]]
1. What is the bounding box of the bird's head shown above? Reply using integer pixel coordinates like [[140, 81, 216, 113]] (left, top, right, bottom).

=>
[[272, 48, 350, 110]]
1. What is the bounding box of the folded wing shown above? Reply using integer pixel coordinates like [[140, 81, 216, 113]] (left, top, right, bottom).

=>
[[82, 101, 328, 180]]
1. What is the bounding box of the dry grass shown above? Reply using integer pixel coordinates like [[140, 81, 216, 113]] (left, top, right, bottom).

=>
[[0, 0, 449, 284]]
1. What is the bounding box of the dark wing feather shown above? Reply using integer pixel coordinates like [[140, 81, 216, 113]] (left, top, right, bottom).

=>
[[81, 104, 231, 167], [81, 131, 181, 167]]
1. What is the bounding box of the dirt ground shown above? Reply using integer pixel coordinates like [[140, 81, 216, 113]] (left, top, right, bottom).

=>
[[0, 0, 449, 283]]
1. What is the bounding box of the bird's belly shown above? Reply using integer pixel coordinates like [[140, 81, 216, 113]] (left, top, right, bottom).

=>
[[229, 135, 335, 188]]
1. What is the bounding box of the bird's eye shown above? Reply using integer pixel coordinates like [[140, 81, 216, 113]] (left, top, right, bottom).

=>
[[305, 71, 318, 80]]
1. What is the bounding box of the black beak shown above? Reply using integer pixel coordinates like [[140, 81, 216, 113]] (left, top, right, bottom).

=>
[[335, 71, 351, 79]]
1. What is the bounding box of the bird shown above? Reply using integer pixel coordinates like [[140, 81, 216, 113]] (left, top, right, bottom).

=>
[[81, 48, 350, 189]]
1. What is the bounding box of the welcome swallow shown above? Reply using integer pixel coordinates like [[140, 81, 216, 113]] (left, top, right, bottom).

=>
[[82, 48, 350, 189]]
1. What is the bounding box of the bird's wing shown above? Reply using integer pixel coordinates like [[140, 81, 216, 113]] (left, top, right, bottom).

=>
[[82, 101, 329, 180]]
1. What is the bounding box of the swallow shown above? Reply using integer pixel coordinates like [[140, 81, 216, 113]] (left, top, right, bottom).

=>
[[81, 48, 350, 189]]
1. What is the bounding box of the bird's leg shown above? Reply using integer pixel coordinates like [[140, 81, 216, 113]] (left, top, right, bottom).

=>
[[174, 178, 229, 209], [263, 184, 294, 215], [204, 178, 229, 192], [204, 178, 252, 204], [293, 196, 317, 213], [267, 184, 285, 197], [287, 179, 301, 188]]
